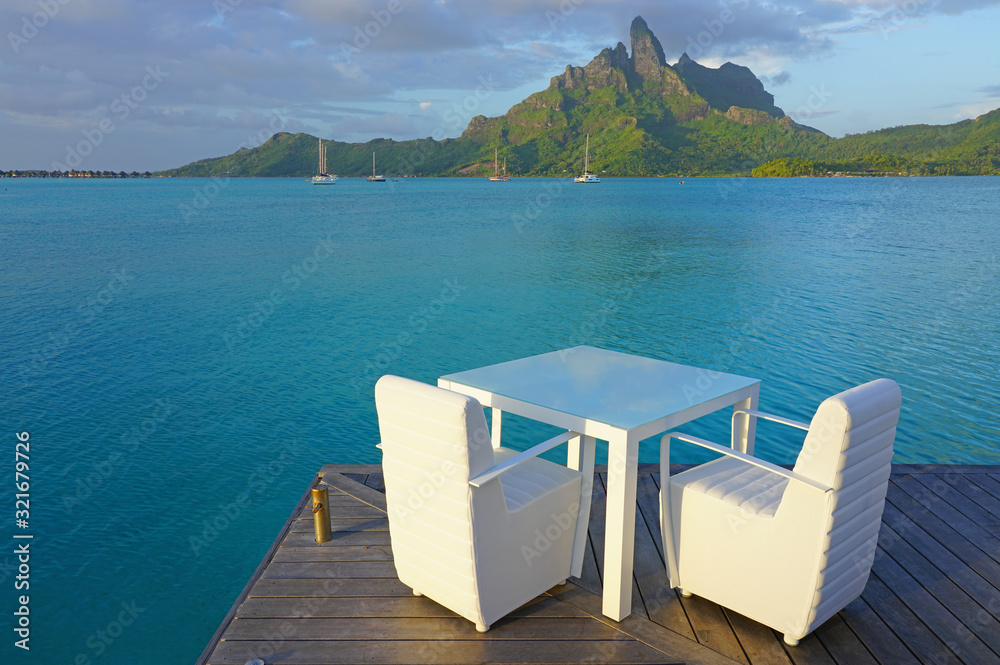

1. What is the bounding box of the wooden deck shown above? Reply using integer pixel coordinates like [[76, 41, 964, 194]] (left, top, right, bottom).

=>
[[198, 464, 1000, 665]]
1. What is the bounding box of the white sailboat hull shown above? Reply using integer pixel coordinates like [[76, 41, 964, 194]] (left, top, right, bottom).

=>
[[312, 138, 337, 184], [575, 133, 600, 183]]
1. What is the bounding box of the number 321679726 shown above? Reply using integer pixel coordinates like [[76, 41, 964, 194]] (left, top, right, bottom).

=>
[[16, 432, 30, 524]]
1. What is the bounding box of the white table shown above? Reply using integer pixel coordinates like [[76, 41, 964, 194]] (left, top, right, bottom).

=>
[[439, 345, 761, 621]]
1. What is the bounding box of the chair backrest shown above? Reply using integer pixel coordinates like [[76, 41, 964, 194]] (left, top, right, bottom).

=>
[[790, 378, 901, 624], [794, 378, 901, 495], [375, 375, 495, 524], [375, 375, 500, 617]]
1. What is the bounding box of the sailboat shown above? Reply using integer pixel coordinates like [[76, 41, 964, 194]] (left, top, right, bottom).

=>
[[311, 138, 337, 184], [488, 148, 510, 181], [574, 134, 600, 183], [366, 151, 385, 182]]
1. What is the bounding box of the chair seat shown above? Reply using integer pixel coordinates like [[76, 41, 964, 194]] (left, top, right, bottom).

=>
[[495, 447, 581, 513], [673, 457, 788, 518]]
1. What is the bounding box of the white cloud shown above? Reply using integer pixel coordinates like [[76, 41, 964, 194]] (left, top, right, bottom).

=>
[[2, 0, 1000, 168]]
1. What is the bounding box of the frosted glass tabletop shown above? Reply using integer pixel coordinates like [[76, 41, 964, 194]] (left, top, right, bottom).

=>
[[440, 346, 760, 432]]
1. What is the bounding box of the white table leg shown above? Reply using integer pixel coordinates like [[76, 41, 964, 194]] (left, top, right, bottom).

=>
[[602, 430, 639, 621], [731, 383, 760, 455], [567, 434, 596, 578], [490, 408, 503, 449]]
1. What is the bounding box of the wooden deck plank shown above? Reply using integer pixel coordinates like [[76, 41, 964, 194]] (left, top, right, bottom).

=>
[[910, 473, 1000, 533], [272, 545, 394, 562], [319, 463, 383, 475], [879, 502, 1000, 622], [889, 465, 1000, 475], [281, 530, 393, 547], [234, 595, 587, 620], [575, 528, 603, 596], [587, 470, 609, 585], [871, 544, 995, 664], [679, 595, 750, 665], [207, 638, 678, 665], [861, 572, 963, 665], [224, 616, 634, 641], [877, 522, 1000, 656], [938, 472, 1000, 517], [898, 474, 1000, 561], [289, 517, 389, 532], [636, 472, 750, 664], [261, 561, 399, 579], [837, 596, 921, 665], [294, 503, 387, 519], [635, 473, 696, 641], [962, 472, 1000, 514], [202, 465, 1000, 665], [886, 480, 1000, 588], [782, 631, 836, 665], [546, 583, 745, 665], [249, 577, 411, 598], [364, 472, 386, 492], [631, 473, 688, 630], [320, 472, 389, 512], [723, 610, 794, 665], [811, 614, 879, 665]]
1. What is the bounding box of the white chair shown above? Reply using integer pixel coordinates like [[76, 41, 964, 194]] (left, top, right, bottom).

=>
[[375, 375, 594, 632], [659, 378, 901, 645]]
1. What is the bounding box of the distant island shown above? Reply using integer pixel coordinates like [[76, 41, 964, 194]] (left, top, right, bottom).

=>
[[19, 16, 998, 179]]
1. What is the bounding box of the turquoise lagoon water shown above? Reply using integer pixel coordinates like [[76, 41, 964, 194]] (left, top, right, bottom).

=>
[[1, 176, 998, 663]]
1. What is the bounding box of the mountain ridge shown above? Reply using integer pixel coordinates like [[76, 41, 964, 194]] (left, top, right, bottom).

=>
[[158, 16, 1000, 177]]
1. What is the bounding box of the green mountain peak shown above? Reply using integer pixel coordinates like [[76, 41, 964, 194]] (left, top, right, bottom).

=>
[[158, 16, 1000, 178]]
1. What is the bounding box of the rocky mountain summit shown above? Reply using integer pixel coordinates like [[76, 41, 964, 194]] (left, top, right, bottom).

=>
[[464, 15, 787, 144]]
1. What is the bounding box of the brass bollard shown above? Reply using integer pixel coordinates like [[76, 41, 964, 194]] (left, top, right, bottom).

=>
[[311, 487, 331, 543]]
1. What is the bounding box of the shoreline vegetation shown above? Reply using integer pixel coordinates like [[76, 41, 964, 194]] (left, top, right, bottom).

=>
[[2, 171, 153, 178], [4, 170, 996, 179]]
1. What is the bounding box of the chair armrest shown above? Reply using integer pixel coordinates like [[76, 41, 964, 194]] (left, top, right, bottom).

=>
[[468, 430, 581, 488], [733, 408, 810, 432], [662, 432, 832, 493]]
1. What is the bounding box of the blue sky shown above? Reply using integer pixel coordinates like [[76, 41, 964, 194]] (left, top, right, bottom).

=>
[[2, 0, 999, 171]]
